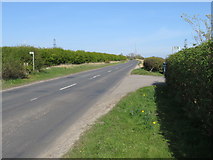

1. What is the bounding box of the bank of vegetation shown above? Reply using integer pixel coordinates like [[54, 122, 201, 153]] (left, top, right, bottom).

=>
[[65, 86, 174, 158], [131, 56, 164, 76], [65, 84, 212, 158], [2, 63, 121, 90], [1, 46, 126, 80], [166, 40, 212, 138], [65, 41, 212, 158]]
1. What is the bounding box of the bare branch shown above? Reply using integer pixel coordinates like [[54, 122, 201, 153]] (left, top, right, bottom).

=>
[[181, 14, 211, 44]]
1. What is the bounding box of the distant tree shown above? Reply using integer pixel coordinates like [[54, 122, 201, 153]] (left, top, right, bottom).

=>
[[134, 54, 144, 60], [127, 53, 144, 60], [181, 14, 212, 45]]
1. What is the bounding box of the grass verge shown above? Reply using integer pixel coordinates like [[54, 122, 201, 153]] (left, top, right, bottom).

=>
[[131, 68, 163, 76], [64, 85, 173, 158], [64, 84, 212, 158], [2, 62, 121, 90]]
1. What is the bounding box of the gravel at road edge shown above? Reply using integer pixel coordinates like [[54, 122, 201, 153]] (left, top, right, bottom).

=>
[[40, 73, 165, 158]]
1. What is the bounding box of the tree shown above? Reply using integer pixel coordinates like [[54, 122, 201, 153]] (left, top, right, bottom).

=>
[[127, 53, 144, 60], [143, 57, 164, 72], [181, 14, 212, 45]]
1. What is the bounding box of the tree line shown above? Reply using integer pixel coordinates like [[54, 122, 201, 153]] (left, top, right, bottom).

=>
[[1, 46, 127, 79]]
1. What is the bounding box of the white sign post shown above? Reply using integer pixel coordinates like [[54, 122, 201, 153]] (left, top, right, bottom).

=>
[[29, 52, 35, 71]]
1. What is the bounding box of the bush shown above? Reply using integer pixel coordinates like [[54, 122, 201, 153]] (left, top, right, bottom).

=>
[[2, 53, 27, 79], [2, 46, 44, 74], [165, 41, 213, 136], [143, 57, 165, 72], [1, 46, 127, 80]]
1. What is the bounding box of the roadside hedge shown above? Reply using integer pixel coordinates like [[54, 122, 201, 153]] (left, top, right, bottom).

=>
[[165, 41, 213, 136], [1, 46, 127, 79], [143, 57, 165, 72]]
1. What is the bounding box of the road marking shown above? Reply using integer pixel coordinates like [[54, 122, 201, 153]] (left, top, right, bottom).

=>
[[89, 75, 101, 80], [107, 70, 112, 72], [60, 83, 77, 91], [30, 97, 38, 101]]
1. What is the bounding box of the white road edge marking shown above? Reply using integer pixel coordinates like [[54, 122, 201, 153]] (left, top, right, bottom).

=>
[[30, 97, 38, 101], [107, 70, 112, 72], [60, 83, 77, 91]]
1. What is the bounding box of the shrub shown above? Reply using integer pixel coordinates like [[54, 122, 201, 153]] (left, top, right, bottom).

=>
[[165, 41, 213, 136], [143, 57, 165, 72], [1, 46, 127, 80], [2, 46, 44, 74], [2, 53, 27, 79]]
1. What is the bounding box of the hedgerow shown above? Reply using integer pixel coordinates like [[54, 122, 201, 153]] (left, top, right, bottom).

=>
[[143, 57, 165, 72], [165, 41, 213, 136], [1, 46, 127, 79]]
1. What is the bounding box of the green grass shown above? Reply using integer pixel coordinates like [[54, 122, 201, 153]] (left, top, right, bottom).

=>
[[2, 62, 121, 90], [131, 68, 163, 76], [64, 86, 173, 158], [64, 84, 212, 158]]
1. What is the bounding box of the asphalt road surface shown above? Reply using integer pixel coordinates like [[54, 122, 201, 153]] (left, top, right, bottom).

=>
[[2, 60, 138, 158]]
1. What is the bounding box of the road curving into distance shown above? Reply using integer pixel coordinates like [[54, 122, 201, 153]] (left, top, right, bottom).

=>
[[2, 60, 138, 158]]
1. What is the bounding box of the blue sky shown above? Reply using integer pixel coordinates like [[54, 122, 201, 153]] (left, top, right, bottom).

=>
[[2, 2, 211, 58]]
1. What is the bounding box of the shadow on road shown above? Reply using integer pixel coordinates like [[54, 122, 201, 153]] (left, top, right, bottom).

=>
[[154, 84, 212, 158]]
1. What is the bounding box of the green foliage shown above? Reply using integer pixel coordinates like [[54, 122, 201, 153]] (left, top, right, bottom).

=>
[[143, 57, 165, 72], [131, 68, 163, 76], [127, 53, 144, 60], [2, 53, 27, 79], [2, 46, 44, 79], [64, 86, 173, 158], [1, 46, 127, 80], [155, 85, 212, 158], [65, 85, 212, 158], [2, 63, 118, 89], [165, 41, 213, 136]]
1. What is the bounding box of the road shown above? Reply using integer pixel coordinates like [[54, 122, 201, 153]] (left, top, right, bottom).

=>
[[2, 60, 138, 158]]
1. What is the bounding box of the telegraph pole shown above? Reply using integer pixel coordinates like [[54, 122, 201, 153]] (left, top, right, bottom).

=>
[[134, 44, 137, 55], [53, 38, 56, 48], [184, 39, 188, 49]]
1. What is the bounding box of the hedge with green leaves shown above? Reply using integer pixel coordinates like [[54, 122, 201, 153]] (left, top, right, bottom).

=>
[[1, 46, 126, 79], [165, 41, 213, 136], [143, 57, 165, 72]]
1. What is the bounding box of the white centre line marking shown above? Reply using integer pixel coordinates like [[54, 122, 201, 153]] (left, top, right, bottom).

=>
[[89, 75, 101, 80], [30, 97, 38, 101], [108, 70, 112, 72], [60, 83, 77, 91]]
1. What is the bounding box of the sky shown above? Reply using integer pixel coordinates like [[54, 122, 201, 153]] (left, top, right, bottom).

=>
[[2, 2, 211, 58]]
